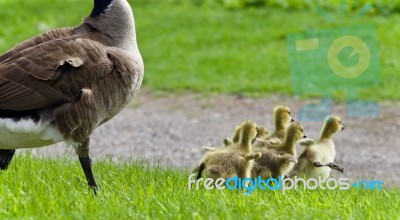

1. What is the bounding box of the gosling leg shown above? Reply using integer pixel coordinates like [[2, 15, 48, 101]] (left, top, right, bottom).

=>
[[327, 162, 344, 173], [313, 161, 344, 173]]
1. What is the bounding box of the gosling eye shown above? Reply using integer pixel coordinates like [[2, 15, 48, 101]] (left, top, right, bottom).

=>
[[288, 112, 291, 115]]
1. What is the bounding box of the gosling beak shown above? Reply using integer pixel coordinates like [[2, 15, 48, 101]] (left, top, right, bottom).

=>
[[303, 135, 307, 138], [341, 126, 344, 130], [290, 118, 295, 122]]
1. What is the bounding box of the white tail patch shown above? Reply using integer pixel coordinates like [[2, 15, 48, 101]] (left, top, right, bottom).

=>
[[0, 118, 63, 149]]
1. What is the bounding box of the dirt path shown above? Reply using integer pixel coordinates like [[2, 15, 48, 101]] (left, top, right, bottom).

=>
[[25, 90, 400, 185]]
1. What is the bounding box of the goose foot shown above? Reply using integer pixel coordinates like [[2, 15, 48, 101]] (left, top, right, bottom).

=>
[[0, 150, 16, 170], [76, 138, 98, 194], [79, 156, 98, 194]]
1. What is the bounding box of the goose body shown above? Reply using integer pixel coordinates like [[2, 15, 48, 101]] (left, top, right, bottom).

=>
[[0, 0, 143, 189]]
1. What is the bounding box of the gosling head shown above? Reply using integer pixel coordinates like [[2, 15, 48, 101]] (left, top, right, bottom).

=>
[[273, 105, 294, 131], [256, 126, 269, 138], [286, 122, 306, 143], [282, 122, 305, 155], [320, 115, 344, 139], [238, 121, 258, 146]]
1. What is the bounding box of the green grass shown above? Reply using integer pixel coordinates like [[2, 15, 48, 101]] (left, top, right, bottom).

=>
[[1, 0, 400, 100], [1, 2, 398, 218], [0, 154, 398, 219]]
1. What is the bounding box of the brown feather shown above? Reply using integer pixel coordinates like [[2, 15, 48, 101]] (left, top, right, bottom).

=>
[[0, 24, 143, 143]]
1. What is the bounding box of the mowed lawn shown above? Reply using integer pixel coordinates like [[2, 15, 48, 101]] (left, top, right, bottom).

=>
[[0, 155, 398, 219], [0, 0, 400, 100]]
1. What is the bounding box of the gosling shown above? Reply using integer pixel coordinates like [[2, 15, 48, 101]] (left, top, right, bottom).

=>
[[289, 115, 344, 180], [196, 121, 261, 183], [251, 122, 306, 179], [253, 105, 294, 149]]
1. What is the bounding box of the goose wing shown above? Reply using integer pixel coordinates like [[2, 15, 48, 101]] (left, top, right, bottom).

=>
[[0, 28, 74, 63], [0, 37, 126, 111]]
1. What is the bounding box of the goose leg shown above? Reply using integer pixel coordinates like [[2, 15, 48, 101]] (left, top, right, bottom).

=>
[[0, 149, 16, 170], [76, 139, 98, 190]]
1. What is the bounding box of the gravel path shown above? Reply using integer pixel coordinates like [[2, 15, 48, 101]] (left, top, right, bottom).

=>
[[25, 89, 400, 185]]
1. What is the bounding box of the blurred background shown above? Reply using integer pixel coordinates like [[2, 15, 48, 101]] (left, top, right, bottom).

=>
[[1, 0, 400, 185]]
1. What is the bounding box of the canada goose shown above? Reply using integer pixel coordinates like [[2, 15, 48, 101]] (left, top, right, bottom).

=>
[[289, 115, 344, 180], [0, 0, 143, 189], [251, 122, 305, 179], [253, 105, 294, 149], [196, 121, 261, 183]]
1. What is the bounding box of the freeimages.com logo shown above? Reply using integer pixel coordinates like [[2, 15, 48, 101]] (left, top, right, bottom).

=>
[[188, 174, 384, 195]]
